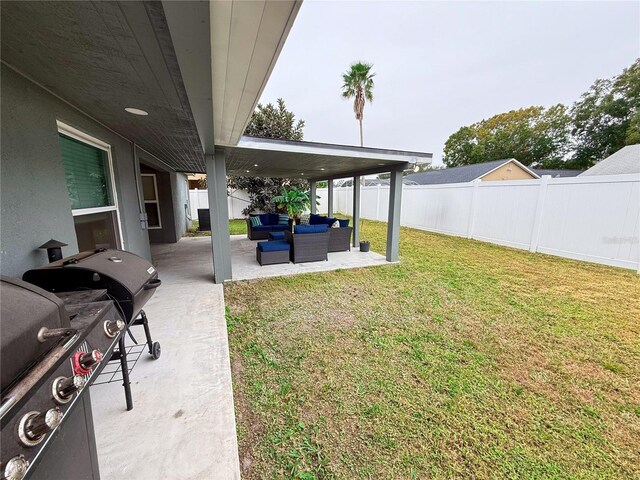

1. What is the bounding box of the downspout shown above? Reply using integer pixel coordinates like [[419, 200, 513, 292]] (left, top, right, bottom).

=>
[[132, 143, 147, 231]]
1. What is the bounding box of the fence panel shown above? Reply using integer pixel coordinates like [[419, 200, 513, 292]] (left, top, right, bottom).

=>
[[189, 173, 639, 270]]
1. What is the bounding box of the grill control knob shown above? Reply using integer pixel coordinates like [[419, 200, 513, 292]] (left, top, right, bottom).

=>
[[3, 455, 29, 480], [52, 375, 86, 404], [103, 319, 125, 338], [17, 408, 63, 447], [72, 349, 103, 375]]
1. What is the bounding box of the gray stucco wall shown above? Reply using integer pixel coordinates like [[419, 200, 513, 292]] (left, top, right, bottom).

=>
[[0, 65, 151, 277]]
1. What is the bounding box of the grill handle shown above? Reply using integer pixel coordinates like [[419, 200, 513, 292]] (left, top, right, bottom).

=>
[[143, 278, 162, 290]]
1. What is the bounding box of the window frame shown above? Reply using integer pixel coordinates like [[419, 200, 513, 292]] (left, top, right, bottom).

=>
[[141, 173, 162, 230], [57, 120, 124, 249]]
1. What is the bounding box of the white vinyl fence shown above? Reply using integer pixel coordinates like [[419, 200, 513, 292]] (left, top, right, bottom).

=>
[[189, 174, 640, 271], [189, 188, 251, 220]]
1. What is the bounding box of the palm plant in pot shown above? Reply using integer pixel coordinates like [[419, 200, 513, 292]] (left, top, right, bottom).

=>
[[271, 187, 312, 224]]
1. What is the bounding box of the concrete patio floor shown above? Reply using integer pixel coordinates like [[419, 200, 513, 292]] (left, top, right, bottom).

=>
[[89, 234, 390, 479], [90, 240, 240, 480], [230, 234, 390, 281]]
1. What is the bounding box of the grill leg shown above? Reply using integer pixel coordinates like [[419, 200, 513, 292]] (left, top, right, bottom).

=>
[[118, 335, 133, 411], [139, 310, 154, 355]]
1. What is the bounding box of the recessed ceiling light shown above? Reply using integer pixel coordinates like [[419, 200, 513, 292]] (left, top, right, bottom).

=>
[[320, 168, 325, 171], [254, 164, 258, 167], [378, 163, 385, 166], [300, 173, 304, 175], [125, 107, 148, 116], [245, 170, 250, 173]]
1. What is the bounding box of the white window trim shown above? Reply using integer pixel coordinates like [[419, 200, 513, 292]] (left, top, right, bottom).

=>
[[141, 173, 162, 230], [57, 121, 125, 249]]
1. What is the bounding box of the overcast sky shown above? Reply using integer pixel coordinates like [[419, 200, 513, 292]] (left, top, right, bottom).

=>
[[259, 1, 640, 166]]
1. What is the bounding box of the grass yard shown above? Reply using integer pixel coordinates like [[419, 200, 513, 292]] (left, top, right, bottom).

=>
[[186, 219, 247, 236], [224, 219, 640, 479]]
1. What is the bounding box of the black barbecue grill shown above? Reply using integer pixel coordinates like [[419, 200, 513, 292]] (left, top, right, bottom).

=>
[[23, 248, 161, 323], [1, 276, 125, 480], [23, 248, 162, 411]]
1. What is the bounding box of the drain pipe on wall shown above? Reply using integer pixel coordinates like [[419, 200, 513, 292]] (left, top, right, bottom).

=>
[[132, 143, 148, 231]]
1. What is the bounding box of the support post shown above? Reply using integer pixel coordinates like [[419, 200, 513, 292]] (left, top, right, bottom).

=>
[[353, 175, 361, 247], [386, 169, 403, 262], [310, 181, 317, 214], [327, 179, 334, 217], [529, 175, 550, 253], [205, 149, 232, 283]]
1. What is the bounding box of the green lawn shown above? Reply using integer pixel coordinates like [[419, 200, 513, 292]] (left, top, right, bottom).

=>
[[186, 219, 247, 237], [224, 219, 640, 479]]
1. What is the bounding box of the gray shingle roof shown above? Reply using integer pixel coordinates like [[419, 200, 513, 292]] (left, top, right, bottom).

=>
[[404, 159, 517, 185], [532, 169, 584, 178], [579, 145, 640, 176]]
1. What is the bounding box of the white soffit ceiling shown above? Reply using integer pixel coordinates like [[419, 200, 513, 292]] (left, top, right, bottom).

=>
[[211, 0, 302, 147]]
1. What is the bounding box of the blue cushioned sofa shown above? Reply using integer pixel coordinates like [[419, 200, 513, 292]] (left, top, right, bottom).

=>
[[284, 224, 330, 263], [246, 213, 290, 240], [309, 214, 353, 252]]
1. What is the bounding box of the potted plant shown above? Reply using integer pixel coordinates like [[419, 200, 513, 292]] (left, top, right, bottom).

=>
[[271, 186, 312, 224], [359, 218, 370, 252]]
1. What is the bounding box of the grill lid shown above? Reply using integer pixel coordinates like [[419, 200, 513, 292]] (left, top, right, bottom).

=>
[[0, 277, 71, 393], [25, 249, 156, 296]]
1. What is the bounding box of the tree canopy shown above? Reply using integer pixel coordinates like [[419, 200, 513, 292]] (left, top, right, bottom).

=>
[[443, 58, 640, 169], [244, 98, 305, 140], [443, 105, 572, 168], [341, 61, 375, 147], [571, 59, 640, 168], [227, 98, 308, 215]]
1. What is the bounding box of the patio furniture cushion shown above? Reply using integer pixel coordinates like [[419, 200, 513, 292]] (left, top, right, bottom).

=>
[[309, 214, 323, 225], [268, 231, 286, 241], [252, 224, 289, 232], [324, 217, 337, 226], [278, 214, 289, 225], [249, 216, 262, 227], [257, 240, 290, 252], [258, 214, 271, 225], [294, 224, 328, 234], [338, 219, 350, 227], [269, 213, 280, 225]]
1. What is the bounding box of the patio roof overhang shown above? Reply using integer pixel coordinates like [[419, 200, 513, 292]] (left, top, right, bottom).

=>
[[222, 137, 433, 181], [1, 0, 301, 171]]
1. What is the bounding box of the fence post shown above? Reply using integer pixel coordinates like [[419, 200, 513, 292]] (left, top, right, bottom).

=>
[[467, 179, 481, 239], [529, 175, 551, 253], [376, 185, 381, 220]]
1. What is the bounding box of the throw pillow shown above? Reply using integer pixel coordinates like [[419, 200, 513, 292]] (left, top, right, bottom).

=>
[[331, 220, 340, 228], [300, 214, 310, 225], [278, 214, 289, 225], [338, 219, 350, 228], [249, 216, 261, 227]]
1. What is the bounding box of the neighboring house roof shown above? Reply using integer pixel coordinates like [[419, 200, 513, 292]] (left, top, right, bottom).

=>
[[579, 144, 640, 176], [532, 169, 584, 178], [404, 159, 537, 185]]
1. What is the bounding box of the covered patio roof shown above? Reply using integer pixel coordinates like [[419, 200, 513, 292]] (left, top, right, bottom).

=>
[[223, 136, 433, 180]]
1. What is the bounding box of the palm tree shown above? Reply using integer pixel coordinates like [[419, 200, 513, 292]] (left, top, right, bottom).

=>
[[341, 62, 375, 147]]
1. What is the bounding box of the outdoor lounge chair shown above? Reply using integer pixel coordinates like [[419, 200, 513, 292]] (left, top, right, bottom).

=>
[[284, 225, 330, 263]]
